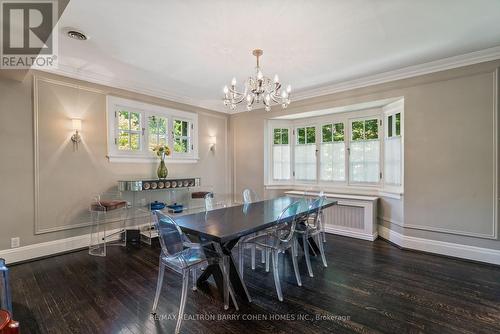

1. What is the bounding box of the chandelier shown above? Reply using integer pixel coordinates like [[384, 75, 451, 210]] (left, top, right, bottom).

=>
[[223, 49, 291, 112]]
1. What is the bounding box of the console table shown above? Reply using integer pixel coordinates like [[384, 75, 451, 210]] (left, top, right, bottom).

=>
[[117, 178, 203, 244]]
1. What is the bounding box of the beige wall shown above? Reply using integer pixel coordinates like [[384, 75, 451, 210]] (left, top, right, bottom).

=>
[[0, 71, 230, 250], [1, 60, 499, 254], [231, 60, 500, 250]]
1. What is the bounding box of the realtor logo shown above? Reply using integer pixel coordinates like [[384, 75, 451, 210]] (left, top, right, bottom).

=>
[[1, 0, 58, 69]]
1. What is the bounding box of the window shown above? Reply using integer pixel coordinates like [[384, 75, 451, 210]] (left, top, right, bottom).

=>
[[148, 115, 168, 151], [117, 110, 142, 151], [107, 96, 198, 162], [320, 122, 345, 181], [384, 112, 402, 185], [265, 99, 404, 193], [295, 126, 316, 180], [173, 119, 191, 153], [272, 128, 291, 180], [349, 118, 380, 183]]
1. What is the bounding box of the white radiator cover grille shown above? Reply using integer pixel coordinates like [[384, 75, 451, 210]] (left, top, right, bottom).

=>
[[323, 205, 365, 230]]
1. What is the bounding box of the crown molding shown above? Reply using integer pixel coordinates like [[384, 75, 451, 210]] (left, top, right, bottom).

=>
[[36, 63, 229, 113], [292, 46, 500, 102], [36, 46, 500, 115]]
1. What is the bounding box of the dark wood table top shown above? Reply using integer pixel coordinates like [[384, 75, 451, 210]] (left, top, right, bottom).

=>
[[173, 196, 337, 243]]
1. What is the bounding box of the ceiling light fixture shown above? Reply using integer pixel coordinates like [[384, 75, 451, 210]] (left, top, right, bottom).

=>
[[223, 49, 291, 112], [67, 30, 88, 41]]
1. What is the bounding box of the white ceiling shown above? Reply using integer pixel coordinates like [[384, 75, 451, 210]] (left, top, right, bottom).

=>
[[46, 0, 500, 112]]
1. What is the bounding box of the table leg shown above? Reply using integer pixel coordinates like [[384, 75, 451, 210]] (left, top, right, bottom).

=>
[[196, 240, 252, 304], [298, 235, 320, 255]]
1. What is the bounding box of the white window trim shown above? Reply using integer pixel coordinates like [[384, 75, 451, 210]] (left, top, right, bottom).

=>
[[382, 99, 404, 193], [106, 96, 199, 163], [265, 120, 292, 185], [264, 100, 404, 196]]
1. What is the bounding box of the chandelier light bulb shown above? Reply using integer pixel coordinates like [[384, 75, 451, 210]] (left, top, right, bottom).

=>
[[281, 91, 288, 99], [231, 77, 237, 86], [286, 84, 292, 93], [274, 74, 279, 83], [223, 85, 229, 94]]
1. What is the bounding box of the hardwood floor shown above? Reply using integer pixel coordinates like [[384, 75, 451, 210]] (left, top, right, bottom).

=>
[[9, 234, 500, 334]]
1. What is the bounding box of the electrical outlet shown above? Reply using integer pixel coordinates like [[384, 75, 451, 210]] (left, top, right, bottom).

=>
[[11, 237, 20, 248]]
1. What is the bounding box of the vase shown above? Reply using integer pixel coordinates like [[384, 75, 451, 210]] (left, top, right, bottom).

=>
[[157, 158, 168, 179]]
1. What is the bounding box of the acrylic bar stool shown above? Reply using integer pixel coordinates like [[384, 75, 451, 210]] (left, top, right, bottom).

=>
[[0, 309, 19, 334], [89, 195, 128, 257]]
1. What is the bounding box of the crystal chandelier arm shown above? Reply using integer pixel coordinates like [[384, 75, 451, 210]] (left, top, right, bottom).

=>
[[267, 82, 281, 96], [270, 93, 284, 104], [227, 86, 244, 97]]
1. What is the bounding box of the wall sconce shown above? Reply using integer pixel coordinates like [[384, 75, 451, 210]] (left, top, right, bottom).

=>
[[71, 119, 82, 150], [209, 136, 217, 152]]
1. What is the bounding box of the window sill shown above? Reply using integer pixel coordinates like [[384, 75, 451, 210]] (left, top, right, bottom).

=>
[[264, 183, 403, 199], [107, 155, 199, 164]]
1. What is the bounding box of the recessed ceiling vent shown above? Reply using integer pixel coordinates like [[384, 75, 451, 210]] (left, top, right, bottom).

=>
[[67, 30, 88, 41]]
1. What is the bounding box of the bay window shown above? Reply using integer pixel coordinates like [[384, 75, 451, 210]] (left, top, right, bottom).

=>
[[266, 99, 404, 193]]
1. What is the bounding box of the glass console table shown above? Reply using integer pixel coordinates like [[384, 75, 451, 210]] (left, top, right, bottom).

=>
[[117, 177, 209, 244]]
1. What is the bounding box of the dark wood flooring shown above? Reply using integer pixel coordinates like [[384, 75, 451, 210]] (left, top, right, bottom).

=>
[[9, 234, 500, 334]]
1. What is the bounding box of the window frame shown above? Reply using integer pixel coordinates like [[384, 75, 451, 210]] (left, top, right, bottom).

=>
[[172, 117, 193, 156], [347, 115, 382, 186], [115, 107, 144, 155], [320, 121, 346, 183], [106, 96, 198, 163], [147, 114, 169, 152], [265, 120, 292, 185], [383, 100, 404, 191], [271, 127, 292, 181], [294, 124, 318, 181]]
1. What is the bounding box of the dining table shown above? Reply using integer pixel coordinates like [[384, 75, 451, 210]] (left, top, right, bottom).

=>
[[172, 196, 337, 307]]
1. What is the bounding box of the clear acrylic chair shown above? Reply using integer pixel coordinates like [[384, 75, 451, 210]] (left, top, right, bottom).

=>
[[240, 188, 266, 272], [302, 189, 327, 243], [204, 192, 228, 211], [89, 193, 128, 257], [295, 195, 328, 278], [239, 201, 302, 302], [242, 188, 260, 204], [0, 258, 12, 316], [151, 211, 237, 334]]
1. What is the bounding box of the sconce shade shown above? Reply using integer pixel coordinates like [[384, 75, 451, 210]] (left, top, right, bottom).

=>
[[72, 119, 82, 131]]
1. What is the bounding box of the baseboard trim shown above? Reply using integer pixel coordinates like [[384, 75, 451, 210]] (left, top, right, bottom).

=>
[[378, 225, 500, 266], [0, 228, 124, 265], [325, 226, 378, 241]]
